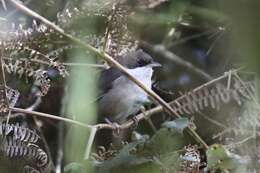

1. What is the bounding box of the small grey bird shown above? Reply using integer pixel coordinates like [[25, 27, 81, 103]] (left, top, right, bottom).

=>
[[98, 49, 161, 124]]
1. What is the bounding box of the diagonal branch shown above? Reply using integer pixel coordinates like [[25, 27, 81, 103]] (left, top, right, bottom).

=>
[[141, 41, 213, 81], [8, 0, 208, 149]]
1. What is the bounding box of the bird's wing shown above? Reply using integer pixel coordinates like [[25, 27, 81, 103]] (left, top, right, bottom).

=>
[[97, 67, 123, 100]]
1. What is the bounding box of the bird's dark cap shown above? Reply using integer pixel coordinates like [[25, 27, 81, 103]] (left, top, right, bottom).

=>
[[119, 49, 161, 69]]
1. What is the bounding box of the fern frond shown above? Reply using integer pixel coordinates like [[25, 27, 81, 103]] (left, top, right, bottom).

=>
[[0, 21, 55, 50], [2, 138, 48, 168], [0, 123, 40, 143], [170, 75, 254, 116], [0, 85, 9, 116], [23, 165, 40, 173]]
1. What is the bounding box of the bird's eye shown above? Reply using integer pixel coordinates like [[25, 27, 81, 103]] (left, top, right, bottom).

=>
[[138, 58, 150, 66], [137, 58, 145, 66]]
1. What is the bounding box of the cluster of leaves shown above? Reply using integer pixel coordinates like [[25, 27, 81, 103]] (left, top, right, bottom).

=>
[[66, 118, 201, 173]]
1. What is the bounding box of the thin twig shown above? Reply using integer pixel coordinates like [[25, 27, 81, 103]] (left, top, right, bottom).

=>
[[141, 106, 157, 133], [9, 0, 208, 149], [10, 107, 93, 129], [5, 0, 31, 17], [226, 135, 255, 149], [26, 96, 42, 111], [84, 127, 97, 159], [198, 111, 228, 129], [141, 42, 213, 81], [62, 62, 106, 68], [1, 0, 7, 10], [2, 57, 106, 68]]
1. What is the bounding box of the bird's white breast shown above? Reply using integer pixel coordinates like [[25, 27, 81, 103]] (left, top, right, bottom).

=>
[[101, 66, 154, 122], [113, 66, 153, 103]]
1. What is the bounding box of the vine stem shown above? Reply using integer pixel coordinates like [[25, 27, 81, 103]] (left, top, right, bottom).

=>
[[9, 0, 208, 149], [141, 42, 213, 81]]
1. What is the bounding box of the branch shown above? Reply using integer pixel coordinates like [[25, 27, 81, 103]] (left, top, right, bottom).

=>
[[10, 107, 93, 129], [8, 0, 208, 149], [141, 42, 213, 81]]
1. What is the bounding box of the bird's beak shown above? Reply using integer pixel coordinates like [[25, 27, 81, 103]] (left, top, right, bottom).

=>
[[149, 61, 162, 68]]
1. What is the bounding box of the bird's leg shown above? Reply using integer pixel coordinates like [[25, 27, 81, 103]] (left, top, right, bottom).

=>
[[130, 116, 139, 130], [104, 118, 121, 136], [140, 106, 157, 133]]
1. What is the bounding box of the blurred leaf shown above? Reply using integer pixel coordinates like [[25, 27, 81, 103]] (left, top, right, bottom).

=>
[[162, 117, 190, 134], [111, 162, 161, 173], [206, 144, 249, 171], [64, 162, 84, 173], [97, 138, 154, 173], [130, 0, 189, 25], [65, 160, 95, 173], [97, 123, 191, 173], [146, 128, 187, 155], [159, 152, 181, 172], [63, 50, 97, 165], [0, 17, 6, 21]]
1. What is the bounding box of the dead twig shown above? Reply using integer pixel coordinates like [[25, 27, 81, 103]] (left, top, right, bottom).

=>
[[141, 42, 213, 81]]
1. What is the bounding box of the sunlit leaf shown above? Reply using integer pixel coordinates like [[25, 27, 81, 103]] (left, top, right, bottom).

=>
[[162, 118, 190, 134]]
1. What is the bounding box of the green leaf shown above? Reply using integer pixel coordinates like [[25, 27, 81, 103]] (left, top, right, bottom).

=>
[[97, 125, 191, 173], [64, 162, 84, 173], [64, 160, 95, 173], [111, 162, 161, 173], [145, 128, 187, 156], [162, 118, 190, 134], [159, 152, 181, 172], [97, 138, 153, 173], [206, 144, 250, 171], [63, 51, 97, 163]]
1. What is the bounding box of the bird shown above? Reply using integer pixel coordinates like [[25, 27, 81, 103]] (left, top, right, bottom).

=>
[[98, 49, 161, 124]]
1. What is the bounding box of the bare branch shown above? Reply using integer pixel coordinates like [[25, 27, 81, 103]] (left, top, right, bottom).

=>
[[141, 42, 213, 81], [10, 107, 93, 129]]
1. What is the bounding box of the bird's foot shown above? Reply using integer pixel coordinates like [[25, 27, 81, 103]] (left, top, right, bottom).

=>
[[105, 118, 121, 136], [130, 116, 139, 130]]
